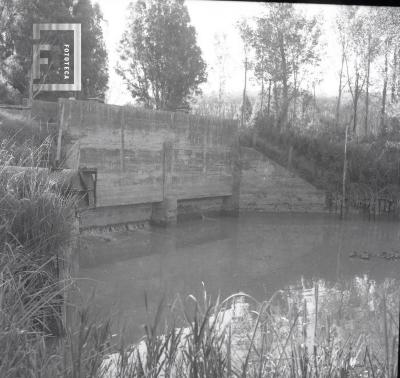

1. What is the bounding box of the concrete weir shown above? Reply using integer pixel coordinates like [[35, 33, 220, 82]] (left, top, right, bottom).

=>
[[43, 98, 326, 230]]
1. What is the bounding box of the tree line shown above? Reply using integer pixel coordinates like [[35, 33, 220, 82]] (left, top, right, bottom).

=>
[[0, 0, 207, 109], [235, 4, 400, 138]]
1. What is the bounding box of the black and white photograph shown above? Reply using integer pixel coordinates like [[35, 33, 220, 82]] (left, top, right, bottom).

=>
[[0, 0, 399, 376]]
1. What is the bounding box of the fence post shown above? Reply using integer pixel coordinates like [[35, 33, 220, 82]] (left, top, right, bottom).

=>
[[287, 145, 293, 170], [61, 213, 79, 336], [55, 100, 65, 167]]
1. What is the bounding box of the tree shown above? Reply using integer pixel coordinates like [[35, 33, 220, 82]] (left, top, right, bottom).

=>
[[374, 8, 400, 134], [253, 3, 321, 131], [0, 0, 15, 64], [213, 32, 229, 107], [251, 17, 275, 120], [239, 94, 252, 127], [0, 0, 108, 102], [237, 19, 253, 128], [337, 7, 380, 136], [334, 8, 348, 130], [338, 7, 364, 135], [73, 0, 109, 99], [117, 0, 207, 111]]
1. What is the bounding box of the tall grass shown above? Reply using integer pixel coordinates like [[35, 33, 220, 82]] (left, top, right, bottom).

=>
[[0, 116, 74, 375], [0, 109, 55, 166], [99, 277, 399, 378]]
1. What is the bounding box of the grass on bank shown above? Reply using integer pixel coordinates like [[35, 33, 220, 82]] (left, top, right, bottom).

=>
[[241, 118, 400, 215]]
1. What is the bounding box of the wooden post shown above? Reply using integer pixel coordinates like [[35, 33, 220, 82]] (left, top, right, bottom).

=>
[[61, 213, 79, 335], [56, 100, 65, 167], [287, 145, 293, 170], [202, 117, 208, 174]]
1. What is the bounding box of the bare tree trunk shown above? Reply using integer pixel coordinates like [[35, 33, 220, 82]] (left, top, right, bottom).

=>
[[312, 83, 316, 125], [260, 57, 265, 115], [273, 80, 279, 128], [397, 46, 400, 100], [241, 56, 248, 128], [335, 44, 345, 129], [341, 119, 349, 219], [364, 34, 371, 136], [293, 65, 298, 125], [278, 32, 289, 131], [391, 46, 397, 103], [28, 67, 33, 107], [353, 72, 359, 134], [267, 79, 272, 117], [380, 39, 389, 133]]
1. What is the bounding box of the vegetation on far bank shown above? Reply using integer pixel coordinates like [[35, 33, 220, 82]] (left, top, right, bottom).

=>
[[237, 95, 400, 215]]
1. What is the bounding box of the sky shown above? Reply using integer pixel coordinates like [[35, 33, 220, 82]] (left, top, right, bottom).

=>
[[96, 0, 343, 106]]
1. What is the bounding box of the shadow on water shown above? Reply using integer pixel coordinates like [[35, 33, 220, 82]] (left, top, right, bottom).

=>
[[75, 212, 400, 342]]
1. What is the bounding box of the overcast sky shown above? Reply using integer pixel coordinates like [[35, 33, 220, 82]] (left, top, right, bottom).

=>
[[97, 0, 343, 105]]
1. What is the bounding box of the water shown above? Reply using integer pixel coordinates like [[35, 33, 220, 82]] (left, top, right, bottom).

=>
[[76, 212, 400, 342]]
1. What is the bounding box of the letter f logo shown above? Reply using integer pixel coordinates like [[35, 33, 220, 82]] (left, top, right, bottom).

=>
[[32, 23, 81, 92]]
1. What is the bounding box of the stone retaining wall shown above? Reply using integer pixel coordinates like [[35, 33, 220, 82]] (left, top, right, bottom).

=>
[[239, 147, 326, 213]]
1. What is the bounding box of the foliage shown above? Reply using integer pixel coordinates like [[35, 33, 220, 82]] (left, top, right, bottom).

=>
[[240, 94, 252, 126], [117, 0, 207, 111], [0, 0, 16, 63], [191, 93, 241, 119], [0, 82, 22, 104], [0, 109, 56, 165], [251, 3, 322, 130], [212, 33, 229, 104], [247, 116, 400, 210]]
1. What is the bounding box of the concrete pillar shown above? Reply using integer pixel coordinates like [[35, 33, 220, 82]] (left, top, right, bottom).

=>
[[151, 197, 177, 226], [222, 136, 241, 216], [151, 140, 177, 225], [252, 128, 258, 147]]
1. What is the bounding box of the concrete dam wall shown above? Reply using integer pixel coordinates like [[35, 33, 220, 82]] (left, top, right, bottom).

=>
[[39, 99, 325, 229], [56, 99, 239, 228]]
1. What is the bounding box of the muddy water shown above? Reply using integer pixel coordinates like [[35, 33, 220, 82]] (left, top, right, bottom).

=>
[[76, 212, 400, 342]]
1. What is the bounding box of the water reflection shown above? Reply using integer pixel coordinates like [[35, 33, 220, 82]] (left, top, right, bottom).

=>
[[101, 275, 399, 377], [256, 275, 399, 376], [76, 213, 400, 342]]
